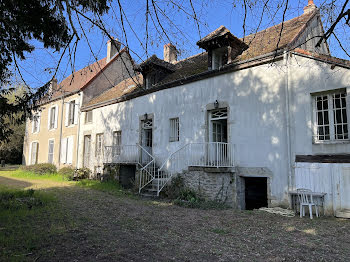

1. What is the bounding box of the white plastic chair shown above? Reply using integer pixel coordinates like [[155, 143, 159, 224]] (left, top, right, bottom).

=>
[[297, 188, 319, 219]]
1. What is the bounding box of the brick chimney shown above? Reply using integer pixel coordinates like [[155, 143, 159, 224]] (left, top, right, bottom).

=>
[[304, 0, 317, 14], [107, 38, 121, 63], [163, 43, 177, 63]]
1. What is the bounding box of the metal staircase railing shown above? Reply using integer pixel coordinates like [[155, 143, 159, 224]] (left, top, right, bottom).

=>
[[157, 142, 234, 196]]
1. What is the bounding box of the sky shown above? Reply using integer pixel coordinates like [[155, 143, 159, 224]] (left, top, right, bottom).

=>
[[12, 0, 349, 89]]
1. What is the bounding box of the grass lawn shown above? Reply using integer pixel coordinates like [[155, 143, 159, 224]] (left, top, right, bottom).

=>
[[1, 170, 350, 261]]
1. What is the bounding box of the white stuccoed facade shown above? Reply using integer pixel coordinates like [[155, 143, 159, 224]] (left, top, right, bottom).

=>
[[78, 51, 350, 212]]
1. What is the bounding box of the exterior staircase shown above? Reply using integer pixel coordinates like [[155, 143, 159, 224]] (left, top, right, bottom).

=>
[[104, 142, 235, 197]]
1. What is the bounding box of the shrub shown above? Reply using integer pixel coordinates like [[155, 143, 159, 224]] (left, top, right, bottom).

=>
[[164, 175, 185, 199], [0, 189, 44, 210], [73, 168, 91, 180], [58, 166, 75, 180], [20, 163, 57, 175]]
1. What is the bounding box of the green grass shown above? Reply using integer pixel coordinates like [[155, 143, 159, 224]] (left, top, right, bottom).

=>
[[76, 179, 136, 198], [1, 169, 70, 182], [0, 185, 72, 261]]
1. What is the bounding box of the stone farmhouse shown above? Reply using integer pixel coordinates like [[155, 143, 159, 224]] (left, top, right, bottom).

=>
[[24, 1, 350, 217]]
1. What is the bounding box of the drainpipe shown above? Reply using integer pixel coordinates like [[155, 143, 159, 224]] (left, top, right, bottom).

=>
[[284, 51, 293, 192], [58, 94, 65, 169], [75, 93, 82, 169]]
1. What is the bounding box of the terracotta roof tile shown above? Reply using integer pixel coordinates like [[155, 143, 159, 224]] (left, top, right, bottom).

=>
[[83, 10, 323, 109], [84, 74, 143, 107]]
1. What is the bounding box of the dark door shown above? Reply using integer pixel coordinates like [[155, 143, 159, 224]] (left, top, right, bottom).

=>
[[244, 177, 268, 210]]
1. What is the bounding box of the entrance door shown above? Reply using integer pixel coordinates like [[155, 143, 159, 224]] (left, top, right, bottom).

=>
[[244, 177, 268, 210], [140, 119, 153, 164], [209, 108, 228, 165], [339, 167, 350, 211], [83, 135, 91, 168]]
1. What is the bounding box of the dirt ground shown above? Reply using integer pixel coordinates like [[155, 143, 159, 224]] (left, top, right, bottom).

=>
[[1, 173, 350, 262]]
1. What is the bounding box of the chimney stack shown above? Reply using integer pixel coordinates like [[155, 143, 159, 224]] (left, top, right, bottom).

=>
[[304, 0, 316, 14], [164, 43, 177, 63], [107, 38, 121, 63]]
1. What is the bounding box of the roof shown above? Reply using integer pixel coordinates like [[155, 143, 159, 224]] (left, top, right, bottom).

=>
[[83, 9, 329, 110], [46, 48, 129, 102], [137, 55, 175, 72], [197, 25, 248, 51], [84, 74, 143, 107]]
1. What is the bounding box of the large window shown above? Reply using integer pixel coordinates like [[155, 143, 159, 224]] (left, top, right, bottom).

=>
[[48, 139, 54, 163], [113, 131, 122, 155], [169, 118, 179, 142], [32, 113, 40, 133], [85, 111, 93, 124], [60, 136, 73, 164], [48, 106, 57, 130], [30, 142, 39, 165], [68, 100, 75, 125], [95, 133, 104, 157], [314, 91, 348, 142]]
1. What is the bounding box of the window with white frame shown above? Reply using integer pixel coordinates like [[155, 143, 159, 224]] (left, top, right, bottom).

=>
[[60, 136, 73, 164], [169, 118, 179, 142], [212, 47, 228, 70], [113, 131, 122, 155], [48, 139, 54, 164], [313, 91, 348, 142], [48, 106, 57, 130], [95, 133, 104, 157], [68, 100, 75, 125], [32, 113, 40, 133], [30, 142, 39, 165], [85, 110, 93, 124]]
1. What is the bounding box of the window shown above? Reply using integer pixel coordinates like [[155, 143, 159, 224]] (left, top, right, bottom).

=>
[[113, 131, 122, 155], [85, 111, 93, 124], [145, 72, 156, 89], [314, 91, 348, 142], [68, 100, 75, 125], [48, 139, 54, 164], [49, 106, 57, 130], [60, 136, 73, 164], [95, 133, 104, 157], [169, 118, 179, 142], [30, 142, 39, 165], [32, 114, 40, 133], [212, 47, 228, 69]]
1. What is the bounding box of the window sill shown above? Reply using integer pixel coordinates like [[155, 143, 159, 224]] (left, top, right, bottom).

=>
[[313, 140, 350, 145]]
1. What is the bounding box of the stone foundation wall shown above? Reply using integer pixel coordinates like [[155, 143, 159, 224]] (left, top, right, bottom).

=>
[[181, 167, 236, 207]]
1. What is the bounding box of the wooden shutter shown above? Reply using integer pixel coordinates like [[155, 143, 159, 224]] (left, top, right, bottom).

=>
[[48, 108, 51, 129], [74, 102, 79, 125], [37, 113, 41, 132], [61, 138, 67, 163], [65, 103, 69, 126], [67, 136, 74, 164], [54, 105, 58, 129]]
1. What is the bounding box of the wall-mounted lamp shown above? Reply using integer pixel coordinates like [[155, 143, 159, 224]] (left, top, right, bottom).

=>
[[214, 100, 219, 109], [144, 113, 148, 120]]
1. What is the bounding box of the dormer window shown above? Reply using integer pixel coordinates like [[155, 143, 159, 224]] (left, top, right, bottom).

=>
[[196, 26, 248, 71], [145, 72, 157, 89], [136, 55, 176, 90], [212, 47, 228, 69]]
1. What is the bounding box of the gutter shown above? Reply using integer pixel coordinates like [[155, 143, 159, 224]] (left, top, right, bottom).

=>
[[82, 49, 286, 112]]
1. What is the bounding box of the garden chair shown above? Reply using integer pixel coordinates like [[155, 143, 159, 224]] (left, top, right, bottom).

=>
[[297, 188, 319, 219]]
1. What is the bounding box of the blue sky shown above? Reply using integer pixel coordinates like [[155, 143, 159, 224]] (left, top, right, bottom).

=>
[[13, 0, 348, 88]]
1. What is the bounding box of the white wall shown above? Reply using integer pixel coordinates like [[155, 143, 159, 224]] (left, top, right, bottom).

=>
[[80, 60, 291, 204]]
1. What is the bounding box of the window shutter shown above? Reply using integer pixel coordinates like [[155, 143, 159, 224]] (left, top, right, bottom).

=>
[[32, 118, 35, 133], [37, 113, 41, 132], [28, 142, 32, 165], [65, 103, 69, 126], [32, 142, 38, 164], [67, 136, 74, 164], [61, 138, 67, 163], [54, 105, 58, 129], [48, 108, 51, 130], [74, 103, 79, 125]]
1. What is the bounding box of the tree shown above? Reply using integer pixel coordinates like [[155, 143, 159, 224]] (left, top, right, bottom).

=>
[[0, 0, 349, 142]]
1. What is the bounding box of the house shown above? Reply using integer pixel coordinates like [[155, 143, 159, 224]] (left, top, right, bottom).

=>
[[24, 1, 350, 217], [23, 40, 136, 169]]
